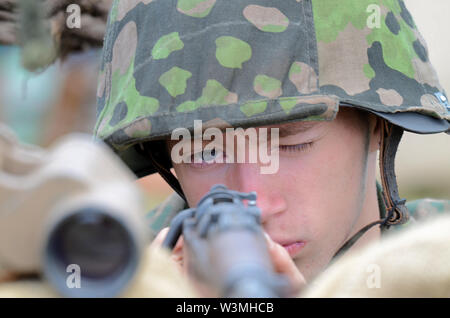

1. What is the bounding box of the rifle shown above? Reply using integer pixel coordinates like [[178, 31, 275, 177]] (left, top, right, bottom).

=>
[[162, 184, 291, 298], [0, 124, 150, 297]]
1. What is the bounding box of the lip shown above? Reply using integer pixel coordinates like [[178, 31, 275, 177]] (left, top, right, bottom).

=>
[[279, 241, 306, 257]]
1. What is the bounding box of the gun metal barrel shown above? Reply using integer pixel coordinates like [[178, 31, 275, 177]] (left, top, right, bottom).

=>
[[208, 229, 286, 298]]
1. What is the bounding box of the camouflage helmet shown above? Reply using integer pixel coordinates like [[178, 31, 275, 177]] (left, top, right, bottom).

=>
[[94, 0, 449, 216], [95, 0, 449, 176]]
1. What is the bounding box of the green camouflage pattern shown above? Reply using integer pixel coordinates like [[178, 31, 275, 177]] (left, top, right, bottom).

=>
[[405, 198, 450, 221], [94, 0, 450, 175], [146, 192, 187, 235]]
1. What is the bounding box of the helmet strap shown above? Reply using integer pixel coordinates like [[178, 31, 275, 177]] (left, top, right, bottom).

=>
[[142, 143, 187, 201], [378, 121, 409, 226], [332, 121, 409, 261]]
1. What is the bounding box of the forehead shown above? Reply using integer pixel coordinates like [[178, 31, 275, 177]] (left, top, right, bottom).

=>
[[251, 107, 364, 137], [167, 108, 361, 146], [261, 121, 324, 138]]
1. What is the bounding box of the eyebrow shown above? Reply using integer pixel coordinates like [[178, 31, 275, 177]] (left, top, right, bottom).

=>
[[267, 122, 319, 138]]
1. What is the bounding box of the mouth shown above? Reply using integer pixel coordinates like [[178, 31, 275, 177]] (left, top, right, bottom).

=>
[[279, 241, 306, 257]]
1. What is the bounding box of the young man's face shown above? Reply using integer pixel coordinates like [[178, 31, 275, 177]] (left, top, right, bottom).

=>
[[168, 108, 382, 281]]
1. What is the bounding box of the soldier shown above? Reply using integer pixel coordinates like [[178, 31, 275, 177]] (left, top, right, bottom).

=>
[[94, 0, 450, 293]]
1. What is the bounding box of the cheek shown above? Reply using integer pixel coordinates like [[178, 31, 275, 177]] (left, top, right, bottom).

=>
[[282, 134, 365, 240]]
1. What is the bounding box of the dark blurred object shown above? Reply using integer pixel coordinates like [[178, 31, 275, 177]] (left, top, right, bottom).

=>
[[41, 50, 100, 147], [0, 124, 150, 297], [0, 0, 112, 69], [162, 184, 291, 298], [18, 0, 58, 71]]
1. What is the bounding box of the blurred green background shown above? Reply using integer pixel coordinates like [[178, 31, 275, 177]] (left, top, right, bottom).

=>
[[0, 0, 448, 210]]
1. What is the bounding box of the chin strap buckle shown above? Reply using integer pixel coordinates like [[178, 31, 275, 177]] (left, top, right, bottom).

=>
[[381, 198, 407, 229]]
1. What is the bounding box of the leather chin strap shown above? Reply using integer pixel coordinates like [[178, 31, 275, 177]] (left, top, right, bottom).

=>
[[332, 120, 410, 260], [141, 143, 186, 201]]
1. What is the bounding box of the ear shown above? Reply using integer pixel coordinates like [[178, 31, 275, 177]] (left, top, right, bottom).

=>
[[368, 114, 382, 153]]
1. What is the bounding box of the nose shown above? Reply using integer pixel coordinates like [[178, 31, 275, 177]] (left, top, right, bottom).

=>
[[227, 163, 287, 224]]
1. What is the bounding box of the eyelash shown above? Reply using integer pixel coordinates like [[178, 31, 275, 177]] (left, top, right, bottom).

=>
[[279, 142, 314, 153], [189, 148, 224, 168]]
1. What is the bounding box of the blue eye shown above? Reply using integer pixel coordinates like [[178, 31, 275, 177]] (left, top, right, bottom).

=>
[[279, 142, 313, 152], [190, 148, 225, 167]]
